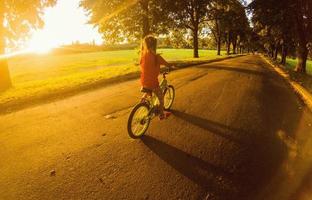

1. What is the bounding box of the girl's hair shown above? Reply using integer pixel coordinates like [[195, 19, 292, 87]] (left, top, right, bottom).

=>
[[141, 35, 157, 54]]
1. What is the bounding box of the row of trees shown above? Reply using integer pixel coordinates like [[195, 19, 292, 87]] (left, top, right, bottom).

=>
[[249, 0, 312, 73], [208, 0, 251, 56], [1, 1, 311, 93], [0, 0, 250, 91], [80, 0, 251, 58]]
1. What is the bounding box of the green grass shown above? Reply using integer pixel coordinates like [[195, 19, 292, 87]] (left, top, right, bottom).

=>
[[285, 58, 312, 75], [1, 49, 228, 108], [281, 57, 312, 97]]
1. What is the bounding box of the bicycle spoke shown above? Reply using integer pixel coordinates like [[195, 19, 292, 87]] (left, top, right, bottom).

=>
[[131, 106, 149, 136], [164, 88, 173, 108]]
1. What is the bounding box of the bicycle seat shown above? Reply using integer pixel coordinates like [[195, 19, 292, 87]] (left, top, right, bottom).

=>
[[141, 87, 153, 94]]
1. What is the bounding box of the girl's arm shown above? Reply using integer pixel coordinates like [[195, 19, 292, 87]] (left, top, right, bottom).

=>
[[157, 54, 176, 69]]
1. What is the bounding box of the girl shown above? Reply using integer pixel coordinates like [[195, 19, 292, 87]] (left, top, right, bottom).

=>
[[140, 35, 173, 120]]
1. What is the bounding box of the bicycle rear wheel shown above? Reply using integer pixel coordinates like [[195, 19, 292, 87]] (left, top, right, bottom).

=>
[[127, 103, 150, 139], [164, 85, 175, 110]]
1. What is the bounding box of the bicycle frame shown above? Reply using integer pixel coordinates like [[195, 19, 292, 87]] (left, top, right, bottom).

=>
[[141, 73, 170, 118]]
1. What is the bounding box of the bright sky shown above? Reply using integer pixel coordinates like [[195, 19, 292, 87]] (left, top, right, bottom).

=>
[[25, 0, 103, 53], [22, 0, 252, 54]]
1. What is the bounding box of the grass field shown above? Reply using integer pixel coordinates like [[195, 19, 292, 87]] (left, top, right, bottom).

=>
[[1, 49, 227, 109], [286, 58, 312, 75]]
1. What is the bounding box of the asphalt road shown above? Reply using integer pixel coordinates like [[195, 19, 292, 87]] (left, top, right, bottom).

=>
[[1, 55, 312, 200]]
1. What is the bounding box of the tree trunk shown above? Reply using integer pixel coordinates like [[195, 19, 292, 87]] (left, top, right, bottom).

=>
[[141, 0, 149, 38], [270, 49, 274, 58], [0, 54, 10, 92], [193, 26, 199, 58], [294, 0, 308, 73], [0, 2, 11, 92], [273, 45, 278, 61], [227, 44, 231, 55], [232, 36, 237, 54], [215, 20, 221, 56], [280, 44, 287, 65], [217, 35, 221, 56], [236, 37, 240, 54], [296, 45, 308, 73], [226, 32, 231, 55]]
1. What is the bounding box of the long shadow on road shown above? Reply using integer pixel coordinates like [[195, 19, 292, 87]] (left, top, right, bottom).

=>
[[141, 135, 238, 197], [171, 110, 251, 146], [197, 65, 266, 76]]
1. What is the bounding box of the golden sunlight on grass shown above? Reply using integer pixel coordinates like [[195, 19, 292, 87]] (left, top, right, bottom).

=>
[[0, 49, 227, 110]]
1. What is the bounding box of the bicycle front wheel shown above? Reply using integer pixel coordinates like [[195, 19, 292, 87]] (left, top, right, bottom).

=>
[[164, 85, 175, 110], [127, 103, 151, 139]]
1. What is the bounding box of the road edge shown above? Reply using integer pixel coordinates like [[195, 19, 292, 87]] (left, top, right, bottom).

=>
[[261, 55, 312, 111]]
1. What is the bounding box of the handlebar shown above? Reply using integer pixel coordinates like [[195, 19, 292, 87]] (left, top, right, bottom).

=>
[[162, 65, 176, 78], [162, 67, 170, 78]]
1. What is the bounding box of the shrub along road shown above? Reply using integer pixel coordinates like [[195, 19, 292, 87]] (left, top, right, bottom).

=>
[[1, 55, 312, 200]]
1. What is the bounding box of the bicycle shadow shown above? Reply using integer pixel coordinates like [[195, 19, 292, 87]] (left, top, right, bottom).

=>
[[141, 135, 238, 197], [196, 65, 267, 77], [171, 109, 251, 146]]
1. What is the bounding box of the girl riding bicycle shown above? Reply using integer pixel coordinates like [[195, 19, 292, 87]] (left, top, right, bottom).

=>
[[140, 35, 173, 120]]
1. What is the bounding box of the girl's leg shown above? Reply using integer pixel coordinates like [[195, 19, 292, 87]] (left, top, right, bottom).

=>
[[141, 87, 152, 102], [153, 87, 164, 116]]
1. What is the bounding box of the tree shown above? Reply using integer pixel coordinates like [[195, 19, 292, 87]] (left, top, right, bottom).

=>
[[250, 0, 312, 73], [293, 0, 312, 72], [207, 0, 250, 55], [0, 0, 56, 91], [166, 29, 191, 49], [224, 0, 249, 55], [81, 0, 171, 44], [207, 0, 227, 55], [250, 0, 295, 62], [161, 0, 211, 58]]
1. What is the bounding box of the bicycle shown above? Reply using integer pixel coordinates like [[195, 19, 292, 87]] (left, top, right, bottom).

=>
[[127, 69, 175, 139]]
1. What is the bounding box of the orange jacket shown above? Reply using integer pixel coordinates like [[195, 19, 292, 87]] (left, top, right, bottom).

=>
[[140, 51, 168, 89]]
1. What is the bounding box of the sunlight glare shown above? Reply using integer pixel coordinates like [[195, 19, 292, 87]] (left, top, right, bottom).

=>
[[25, 0, 102, 54], [27, 31, 56, 54]]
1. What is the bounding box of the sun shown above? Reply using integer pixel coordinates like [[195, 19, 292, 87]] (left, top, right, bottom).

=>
[[23, 0, 102, 54], [26, 31, 56, 54], [27, 43, 53, 54]]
